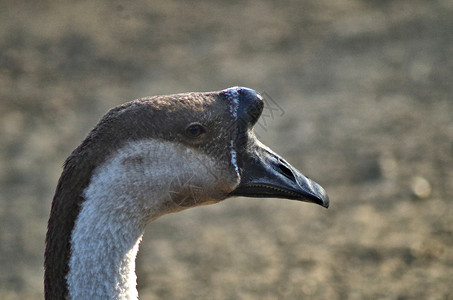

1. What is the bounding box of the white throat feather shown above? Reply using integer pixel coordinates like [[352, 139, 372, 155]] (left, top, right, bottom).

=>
[[67, 139, 238, 300]]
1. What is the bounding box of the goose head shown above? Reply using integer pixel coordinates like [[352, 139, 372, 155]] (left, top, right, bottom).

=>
[[44, 86, 328, 300], [99, 86, 328, 216]]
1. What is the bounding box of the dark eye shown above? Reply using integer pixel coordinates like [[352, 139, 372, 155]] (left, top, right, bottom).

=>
[[185, 123, 206, 138]]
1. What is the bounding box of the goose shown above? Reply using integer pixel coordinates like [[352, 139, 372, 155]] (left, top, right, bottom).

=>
[[44, 86, 329, 300]]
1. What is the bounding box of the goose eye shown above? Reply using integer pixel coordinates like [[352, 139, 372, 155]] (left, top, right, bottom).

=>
[[185, 123, 205, 138]]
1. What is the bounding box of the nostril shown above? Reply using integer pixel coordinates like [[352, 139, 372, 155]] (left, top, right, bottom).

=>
[[277, 162, 296, 180]]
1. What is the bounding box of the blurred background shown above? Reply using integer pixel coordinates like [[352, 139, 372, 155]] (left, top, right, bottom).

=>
[[1, 0, 452, 299]]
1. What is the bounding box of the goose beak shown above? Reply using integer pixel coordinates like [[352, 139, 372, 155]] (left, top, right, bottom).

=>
[[222, 86, 328, 207], [230, 145, 329, 208]]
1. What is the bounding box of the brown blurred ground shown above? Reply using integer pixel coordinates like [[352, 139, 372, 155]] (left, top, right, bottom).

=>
[[1, 0, 452, 299]]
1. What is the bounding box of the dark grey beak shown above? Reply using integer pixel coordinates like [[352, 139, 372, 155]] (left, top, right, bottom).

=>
[[229, 143, 329, 208], [223, 86, 329, 208]]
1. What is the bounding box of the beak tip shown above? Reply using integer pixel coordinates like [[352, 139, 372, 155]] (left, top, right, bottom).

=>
[[311, 193, 329, 208], [320, 191, 330, 208], [307, 181, 329, 208]]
